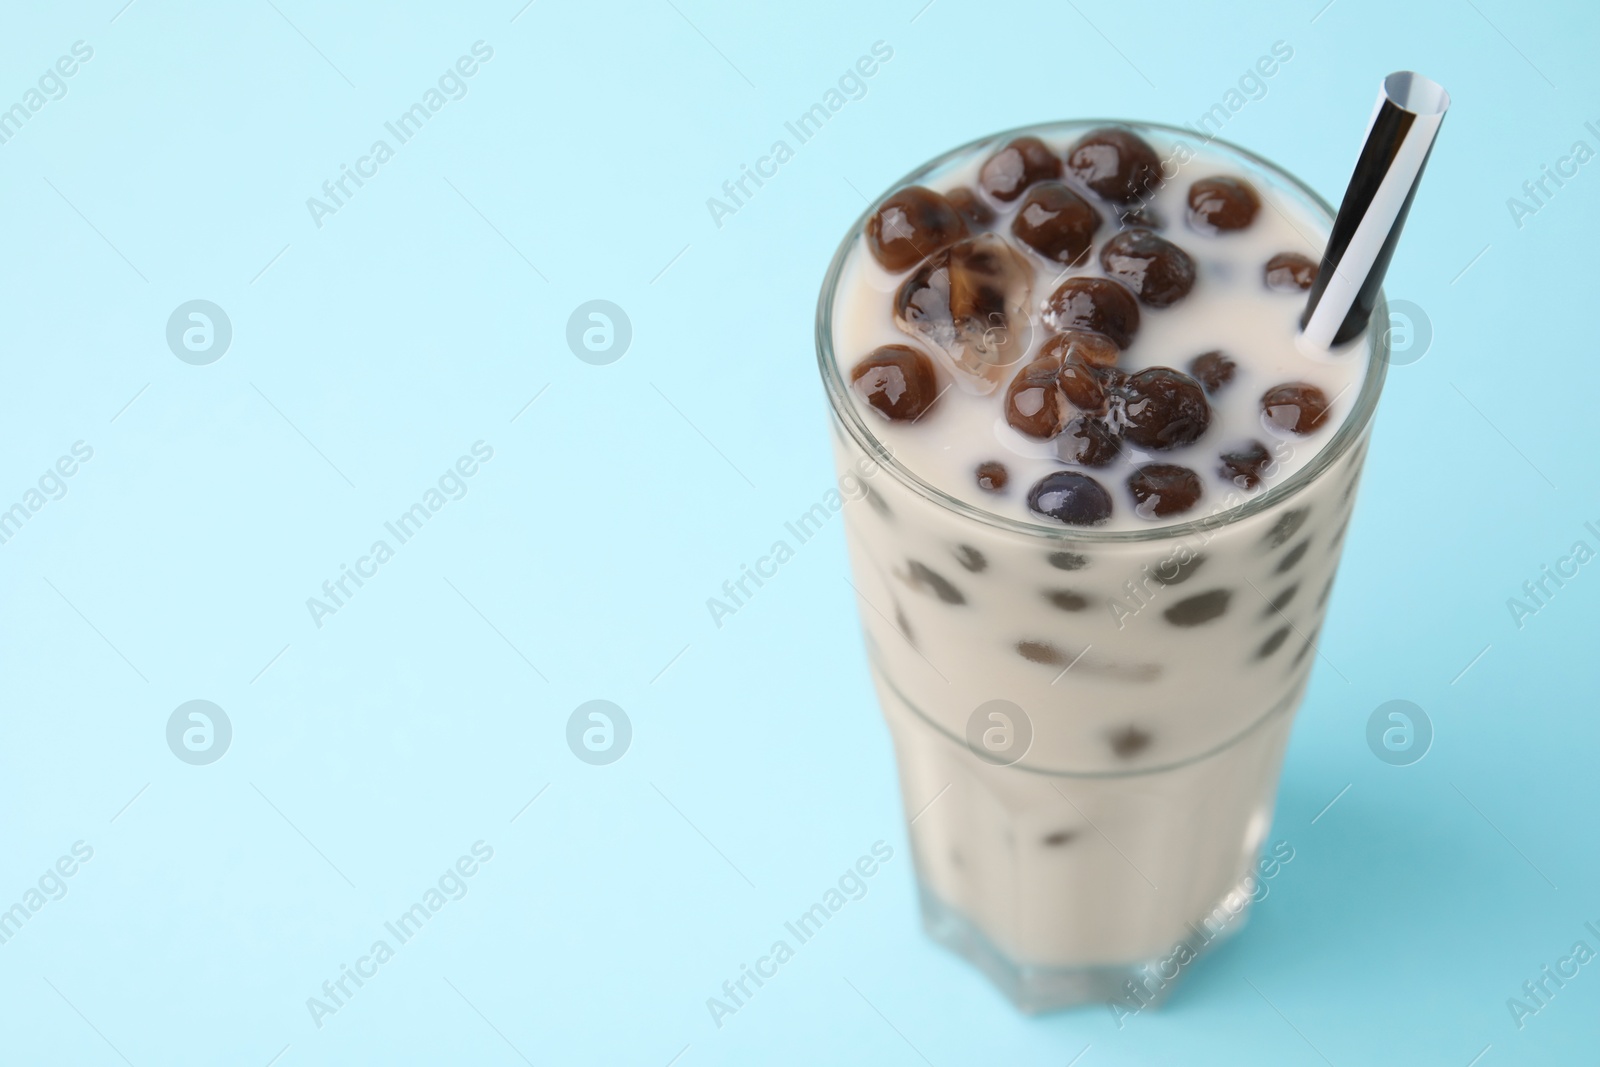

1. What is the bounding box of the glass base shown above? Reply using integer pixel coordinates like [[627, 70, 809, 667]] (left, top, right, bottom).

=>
[[917, 882, 1248, 1014]]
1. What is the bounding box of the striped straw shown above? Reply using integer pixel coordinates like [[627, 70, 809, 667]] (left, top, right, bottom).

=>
[[1300, 71, 1450, 349]]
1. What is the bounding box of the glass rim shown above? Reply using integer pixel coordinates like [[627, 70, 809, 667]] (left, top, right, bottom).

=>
[[814, 118, 1390, 545]]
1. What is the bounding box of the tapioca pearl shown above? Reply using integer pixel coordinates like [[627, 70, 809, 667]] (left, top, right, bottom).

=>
[[1120, 368, 1211, 451], [1044, 589, 1090, 611], [866, 186, 969, 272], [1108, 725, 1152, 759], [1262, 382, 1331, 435], [1189, 350, 1237, 394], [1066, 126, 1162, 203], [1043, 277, 1140, 348], [1017, 639, 1069, 665], [1151, 552, 1206, 586], [1261, 583, 1299, 617], [1264, 252, 1318, 291], [1005, 353, 1070, 439], [1256, 625, 1292, 659], [1276, 539, 1311, 574], [1164, 589, 1231, 627], [954, 545, 987, 573], [1012, 181, 1102, 265], [1187, 175, 1260, 233], [1100, 229, 1196, 308], [851, 345, 942, 422], [1047, 550, 1090, 571], [1055, 415, 1124, 468], [1042, 830, 1078, 847], [980, 135, 1064, 202], [905, 560, 966, 604], [1127, 463, 1203, 518], [1315, 576, 1335, 609], [975, 461, 1009, 492], [1219, 441, 1273, 490], [1263, 507, 1308, 549], [1028, 470, 1114, 526]]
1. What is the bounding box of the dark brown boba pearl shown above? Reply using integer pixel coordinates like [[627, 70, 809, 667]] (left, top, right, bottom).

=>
[[1257, 625, 1291, 659], [1262, 583, 1299, 616], [954, 545, 987, 573], [1264, 507, 1308, 548], [945, 186, 994, 229], [1220, 440, 1273, 490], [1316, 576, 1334, 609], [1276, 539, 1310, 573], [1011, 181, 1101, 265], [1004, 354, 1068, 440], [1045, 589, 1089, 611], [1164, 589, 1231, 627], [975, 461, 1009, 492], [1065, 126, 1162, 203], [1187, 175, 1260, 233], [1099, 229, 1196, 308], [1047, 550, 1089, 571], [850, 345, 941, 422], [1055, 416, 1123, 468], [866, 186, 969, 271], [979, 135, 1063, 202], [1127, 463, 1202, 518], [1152, 552, 1205, 586], [906, 560, 965, 604], [1108, 725, 1152, 759], [1262, 382, 1331, 435], [1017, 639, 1068, 664], [1043, 277, 1140, 348], [1057, 355, 1108, 414], [1189, 351, 1236, 394], [1043, 830, 1077, 847], [1265, 252, 1319, 291], [1121, 368, 1211, 450], [1027, 470, 1113, 526], [1039, 329, 1120, 369]]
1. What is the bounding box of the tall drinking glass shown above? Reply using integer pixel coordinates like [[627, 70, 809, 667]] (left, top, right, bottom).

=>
[[815, 120, 1387, 1012]]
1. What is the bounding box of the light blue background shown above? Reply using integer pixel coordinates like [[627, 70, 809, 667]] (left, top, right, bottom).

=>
[[1, 0, 1595, 1063]]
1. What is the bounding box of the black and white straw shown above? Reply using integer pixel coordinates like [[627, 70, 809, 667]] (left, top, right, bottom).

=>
[[1300, 71, 1450, 349]]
